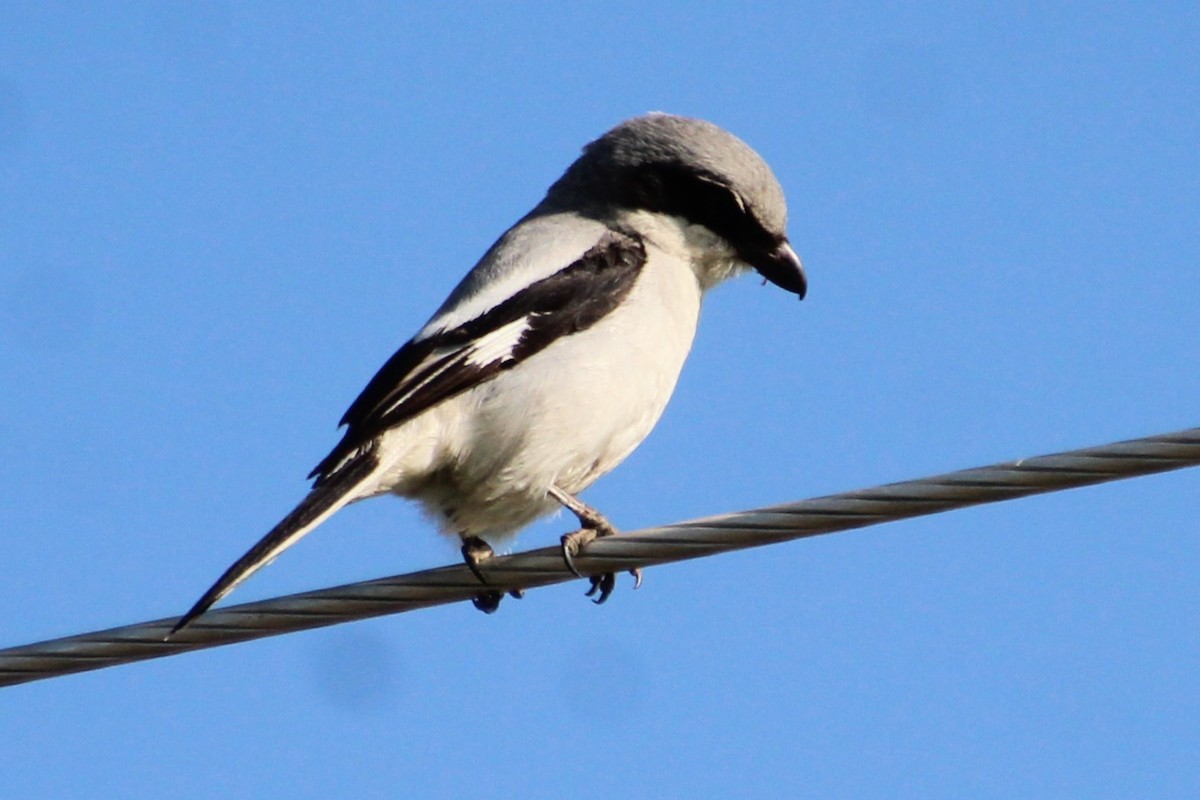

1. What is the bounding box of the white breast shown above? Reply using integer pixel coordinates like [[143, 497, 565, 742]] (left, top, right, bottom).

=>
[[376, 213, 714, 542]]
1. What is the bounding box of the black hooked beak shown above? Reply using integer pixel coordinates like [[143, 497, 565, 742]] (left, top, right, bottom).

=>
[[753, 240, 807, 299]]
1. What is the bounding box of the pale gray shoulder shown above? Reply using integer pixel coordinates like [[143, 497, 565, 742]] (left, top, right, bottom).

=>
[[418, 212, 615, 340]]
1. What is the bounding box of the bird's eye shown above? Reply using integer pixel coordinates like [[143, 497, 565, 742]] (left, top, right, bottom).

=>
[[624, 165, 767, 253], [697, 174, 746, 216], [629, 169, 665, 208]]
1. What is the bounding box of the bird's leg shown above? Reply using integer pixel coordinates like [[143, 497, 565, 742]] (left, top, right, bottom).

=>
[[548, 485, 643, 604], [460, 535, 523, 614]]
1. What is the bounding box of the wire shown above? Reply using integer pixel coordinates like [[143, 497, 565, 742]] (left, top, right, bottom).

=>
[[2, 426, 1197, 689]]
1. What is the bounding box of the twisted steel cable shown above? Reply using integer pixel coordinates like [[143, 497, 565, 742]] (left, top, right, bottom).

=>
[[2, 426, 1198, 689]]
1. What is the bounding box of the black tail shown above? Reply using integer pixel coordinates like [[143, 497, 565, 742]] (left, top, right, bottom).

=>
[[168, 454, 378, 637]]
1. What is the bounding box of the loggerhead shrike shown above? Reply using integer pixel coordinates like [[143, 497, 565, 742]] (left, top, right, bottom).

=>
[[171, 113, 805, 633]]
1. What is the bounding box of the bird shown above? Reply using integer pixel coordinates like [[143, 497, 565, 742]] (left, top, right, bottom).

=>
[[170, 112, 805, 634]]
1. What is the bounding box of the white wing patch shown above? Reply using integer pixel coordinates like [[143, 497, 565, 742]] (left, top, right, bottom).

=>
[[464, 315, 532, 367], [372, 316, 533, 421]]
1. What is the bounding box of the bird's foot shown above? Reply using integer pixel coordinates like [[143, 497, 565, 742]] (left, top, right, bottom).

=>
[[461, 535, 523, 614], [461, 536, 494, 584], [471, 590, 503, 614], [548, 485, 643, 604], [560, 525, 644, 605]]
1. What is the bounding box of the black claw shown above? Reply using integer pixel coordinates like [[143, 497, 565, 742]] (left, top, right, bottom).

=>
[[585, 572, 616, 604], [560, 533, 585, 578], [472, 591, 503, 614], [554, 502, 643, 605], [461, 535, 494, 586], [465, 562, 488, 586], [462, 536, 528, 606]]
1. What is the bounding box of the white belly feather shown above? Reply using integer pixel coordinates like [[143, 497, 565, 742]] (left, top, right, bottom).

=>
[[373, 230, 705, 541]]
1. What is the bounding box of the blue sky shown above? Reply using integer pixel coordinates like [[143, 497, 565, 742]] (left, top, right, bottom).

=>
[[2, 3, 1198, 797]]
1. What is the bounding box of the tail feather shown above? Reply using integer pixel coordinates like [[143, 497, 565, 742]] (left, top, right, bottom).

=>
[[169, 453, 379, 637]]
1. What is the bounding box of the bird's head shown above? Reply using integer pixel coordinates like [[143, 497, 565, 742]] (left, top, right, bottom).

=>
[[546, 113, 806, 299]]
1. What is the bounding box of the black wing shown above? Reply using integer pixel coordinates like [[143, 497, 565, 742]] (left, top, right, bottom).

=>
[[309, 230, 646, 484]]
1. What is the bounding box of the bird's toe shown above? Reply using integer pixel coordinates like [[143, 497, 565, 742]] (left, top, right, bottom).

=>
[[561, 526, 643, 604], [560, 528, 598, 577], [584, 572, 616, 604], [471, 591, 503, 614], [461, 535, 495, 585]]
